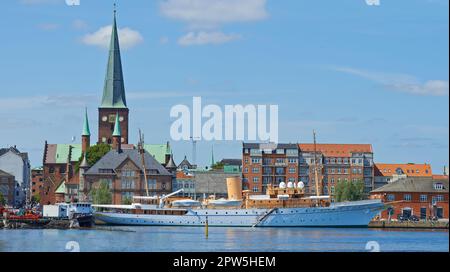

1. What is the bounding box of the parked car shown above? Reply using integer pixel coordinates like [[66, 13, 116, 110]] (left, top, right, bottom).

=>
[[409, 215, 419, 222], [397, 214, 408, 222]]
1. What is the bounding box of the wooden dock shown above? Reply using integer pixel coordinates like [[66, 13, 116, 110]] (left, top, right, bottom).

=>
[[369, 220, 449, 229]]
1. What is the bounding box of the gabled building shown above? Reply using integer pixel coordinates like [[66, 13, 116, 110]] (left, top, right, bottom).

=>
[[0, 146, 31, 206], [0, 170, 15, 206], [374, 163, 433, 189], [371, 176, 449, 220], [84, 144, 173, 204], [178, 156, 196, 171]]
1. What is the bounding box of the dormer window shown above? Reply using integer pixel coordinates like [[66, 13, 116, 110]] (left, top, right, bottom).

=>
[[434, 183, 444, 190]]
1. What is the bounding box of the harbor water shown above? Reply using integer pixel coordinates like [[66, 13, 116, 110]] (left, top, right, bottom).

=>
[[0, 227, 448, 252]]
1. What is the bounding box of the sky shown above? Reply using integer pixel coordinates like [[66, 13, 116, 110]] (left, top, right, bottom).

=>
[[0, 0, 448, 172]]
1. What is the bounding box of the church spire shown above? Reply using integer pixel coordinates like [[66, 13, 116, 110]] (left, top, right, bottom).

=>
[[100, 7, 127, 109], [82, 107, 91, 136]]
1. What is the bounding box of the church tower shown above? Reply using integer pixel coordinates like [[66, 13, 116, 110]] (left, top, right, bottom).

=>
[[98, 8, 129, 145]]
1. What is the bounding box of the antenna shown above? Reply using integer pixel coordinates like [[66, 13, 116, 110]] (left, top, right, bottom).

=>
[[190, 136, 200, 166], [139, 129, 150, 197]]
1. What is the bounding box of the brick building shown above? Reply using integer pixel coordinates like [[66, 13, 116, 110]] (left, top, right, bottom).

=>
[[242, 143, 374, 200], [84, 147, 173, 205], [374, 163, 432, 189], [31, 167, 44, 200], [370, 176, 449, 220], [0, 170, 15, 206]]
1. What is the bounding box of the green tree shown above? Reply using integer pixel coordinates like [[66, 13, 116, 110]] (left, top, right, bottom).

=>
[[76, 144, 111, 171], [211, 162, 225, 170], [335, 180, 365, 202], [90, 181, 112, 205], [31, 194, 41, 204], [0, 192, 6, 206], [122, 197, 132, 205]]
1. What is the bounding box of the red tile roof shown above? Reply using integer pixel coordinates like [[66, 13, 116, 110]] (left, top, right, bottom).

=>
[[374, 163, 432, 177], [433, 174, 449, 180], [298, 143, 372, 157]]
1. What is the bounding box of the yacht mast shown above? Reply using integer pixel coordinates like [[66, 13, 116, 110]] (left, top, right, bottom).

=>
[[313, 130, 321, 197], [139, 129, 150, 197]]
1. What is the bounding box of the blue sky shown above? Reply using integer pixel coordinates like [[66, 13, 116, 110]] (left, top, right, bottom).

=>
[[0, 0, 448, 172]]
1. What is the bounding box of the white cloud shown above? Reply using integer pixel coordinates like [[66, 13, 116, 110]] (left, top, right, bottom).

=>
[[82, 25, 143, 50], [332, 66, 449, 96], [160, 0, 268, 29], [160, 0, 268, 46], [178, 31, 241, 46]]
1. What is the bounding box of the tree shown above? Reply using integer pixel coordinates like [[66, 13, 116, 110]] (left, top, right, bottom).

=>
[[211, 162, 225, 170], [122, 197, 132, 205], [0, 192, 6, 206], [90, 181, 112, 205], [335, 179, 365, 202], [31, 194, 41, 204], [75, 144, 111, 171]]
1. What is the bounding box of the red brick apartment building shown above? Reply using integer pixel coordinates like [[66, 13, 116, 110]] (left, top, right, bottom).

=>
[[31, 167, 44, 199], [242, 143, 374, 200], [371, 176, 449, 220]]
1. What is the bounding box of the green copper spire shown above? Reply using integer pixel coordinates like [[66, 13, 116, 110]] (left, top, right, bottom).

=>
[[82, 108, 91, 136], [112, 113, 122, 137], [100, 8, 127, 109]]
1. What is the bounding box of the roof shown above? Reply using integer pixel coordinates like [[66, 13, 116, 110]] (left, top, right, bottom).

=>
[[220, 159, 242, 166], [371, 177, 449, 193], [85, 149, 171, 176], [142, 144, 170, 164], [100, 12, 127, 109], [374, 163, 432, 177], [178, 156, 194, 169], [243, 143, 298, 149], [0, 147, 29, 163], [44, 144, 82, 164], [166, 154, 177, 168], [176, 171, 193, 179], [298, 143, 372, 157], [433, 175, 449, 180], [55, 181, 66, 194], [0, 169, 14, 177]]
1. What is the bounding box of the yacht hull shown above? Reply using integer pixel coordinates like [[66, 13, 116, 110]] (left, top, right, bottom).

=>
[[94, 200, 385, 227]]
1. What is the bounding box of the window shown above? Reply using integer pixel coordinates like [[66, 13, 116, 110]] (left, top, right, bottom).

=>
[[420, 195, 427, 202], [121, 179, 135, 190], [288, 178, 296, 183], [252, 187, 259, 192], [122, 170, 135, 177], [244, 168, 248, 173], [288, 158, 297, 164], [276, 158, 285, 164], [420, 207, 427, 219], [288, 168, 296, 174], [387, 194, 395, 201], [253, 177, 259, 183], [403, 194, 412, 201], [147, 179, 157, 190], [432, 195, 444, 203], [276, 149, 284, 154], [337, 168, 341, 174], [252, 168, 259, 173], [433, 183, 444, 190], [251, 158, 261, 164]]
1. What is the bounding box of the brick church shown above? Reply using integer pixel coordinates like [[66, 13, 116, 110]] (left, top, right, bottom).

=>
[[40, 10, 175, 205]]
